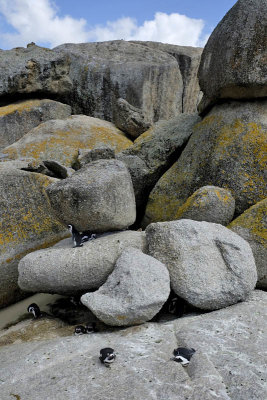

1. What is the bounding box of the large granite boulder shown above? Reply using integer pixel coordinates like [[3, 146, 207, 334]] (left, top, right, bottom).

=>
[[228, 198, 267, 289], [1, 291, 266, 400], [174, 186, 235, 225], [120, 113, 200, 209], [46, 159, 136, 232], [144, 100, 267, 225], [174, 290, 267, 400], [18, 231, 146, 294], [146, 219, 257, 310], [0, 41, 185, 136], [0, 323, 195, 400], [81, 247, 170, 326], [0, 99, 71, 150], [2, 115, 132, 167], [0, 161, 68, 308], [198, 0, 267, 113], [132, 41, 203, 113]]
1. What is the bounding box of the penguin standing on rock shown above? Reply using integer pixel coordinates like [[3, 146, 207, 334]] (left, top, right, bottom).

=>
[[171, 347, 196, 366], [68, 224, 96, 247], [74, 325, 87, 335], [27, 303, 47, 319], [99, 348, 116, 367]]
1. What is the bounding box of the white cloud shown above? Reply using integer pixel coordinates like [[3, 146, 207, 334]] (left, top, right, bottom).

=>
[[0, 0, 208, 49]]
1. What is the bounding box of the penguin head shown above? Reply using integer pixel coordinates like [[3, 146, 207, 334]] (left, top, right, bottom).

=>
[[67, 224, 73, 233], [27, 303, 40, 318], [74, 325, 86, 335]]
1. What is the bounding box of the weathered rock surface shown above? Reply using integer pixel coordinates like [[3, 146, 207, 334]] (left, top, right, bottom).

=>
[[198, 0, 267, 113], [0, 323, 195, 400], [0, 42, 187, 135], [0, 99, 71, 150], [2, 293, 265, 400], [113, 98, 152, 138], [132, 41, 203, 113], [174, 186, 235, 225], [174, 290, 267, 400], [75, 146, 115, 169], [228, 198, 267, 289], [120, 113, 200, 209], [144, 100, 267, 224], [146, 219, 257, 310], [81, 247, 170, 326], [0, 161, 68, 308], [116, 153, 150, 208], [2, 115, 132, 167], [46, 159, 136, 232], [18, 231, 146, 294]]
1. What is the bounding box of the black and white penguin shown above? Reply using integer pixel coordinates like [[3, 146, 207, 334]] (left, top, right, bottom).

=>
[[85, 322, 98, 333], [171, 347, 196, 366], [74, 325, 87, 335], [27, 303, 46, 319], [68, 224, 96, 247], [68, 224, 87, 247], [99, 348, 116, 367], [168, 296, 186, 318]]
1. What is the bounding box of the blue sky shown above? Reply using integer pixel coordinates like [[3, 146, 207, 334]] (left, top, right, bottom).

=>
[[0, 0, 237, 50]]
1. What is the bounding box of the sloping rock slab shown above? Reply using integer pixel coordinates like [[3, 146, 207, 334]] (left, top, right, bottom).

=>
[[0, 161, 68, 308], [2, 115, 132, 167], [18, 231, 146, 295], [174, 290, 267, 400], [46, 159, 136, 232], [228, 198, 267, 289], [0, 322, 231, 400], [146, 219, 257, 310], [81, 247, 170, 326], [0, 99, 71, 150]]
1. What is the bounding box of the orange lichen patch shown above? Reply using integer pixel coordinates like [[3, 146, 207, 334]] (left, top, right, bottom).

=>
[[228, 199, 267, 246], [0, 99, 43, 117], [0, 173, 66, 256], [2, 124, 132, 166]]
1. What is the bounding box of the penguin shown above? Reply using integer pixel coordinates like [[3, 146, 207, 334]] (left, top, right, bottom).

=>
[[99, 348, 116, 367], [74, 323, 98, 335], [168, 296, 186, 318], [171, 347, 196, 366], [85, 322, 98, 333], [27, 303, 47, 319], [74, 325, 87, 335], [68, 224, 95, 247]]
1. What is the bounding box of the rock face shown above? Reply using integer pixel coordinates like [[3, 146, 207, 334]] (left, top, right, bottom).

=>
[[198, 0, 267, 113], [113, 98, 152, 138], [174, 186, 235, 225], [144, 100, 267, 224], [18, 231, 146, 294], [132, 41, 203, 113], [2, 115, 132, 167], [81, 247, 170, 326], [0, 161, 68, 308], [174, 290, 267, 400], [146, 219, 257, 310], [228, 198, 267, 289], [0, 99, 71, 150], [1, 291, 266, 400], [46, 159, 136, 232], [0, 42, 187, 135], [120, 113, 200, 209]]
